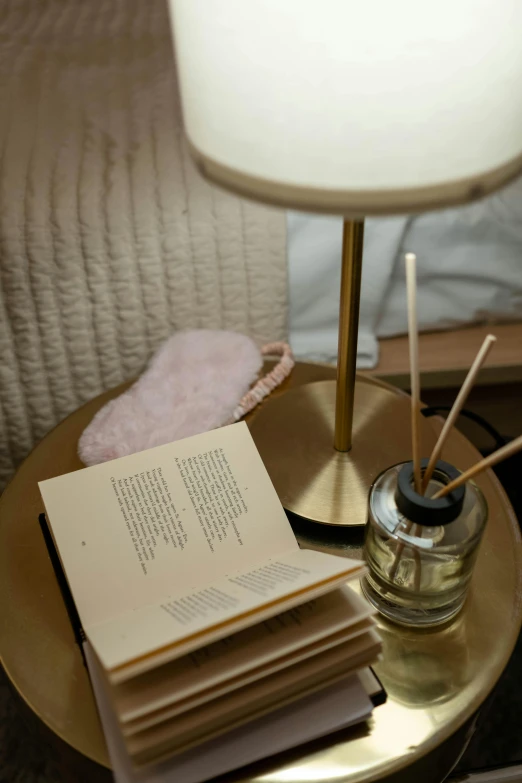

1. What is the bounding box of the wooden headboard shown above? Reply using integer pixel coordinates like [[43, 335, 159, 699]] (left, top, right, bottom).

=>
[[363, 322, 522, 449]]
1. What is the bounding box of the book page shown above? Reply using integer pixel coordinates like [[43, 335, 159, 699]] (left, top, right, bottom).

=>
[[87, 548, 365, 676], [85, 640, 373, 783], [39, 423, 297, 629], [122, 621, 373, 735], [115, 586, 372, 723], [126, 630, 381, 764]]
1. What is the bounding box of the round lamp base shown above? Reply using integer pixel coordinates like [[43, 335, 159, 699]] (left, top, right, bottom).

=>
[[249, 377, 438, 527]]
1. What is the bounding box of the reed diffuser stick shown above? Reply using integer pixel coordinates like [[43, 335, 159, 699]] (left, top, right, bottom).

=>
[[421, 334, 497, 492], [433, 434, 522, 499], [405, 252, 422, 494], [390, 253, 422, 583]]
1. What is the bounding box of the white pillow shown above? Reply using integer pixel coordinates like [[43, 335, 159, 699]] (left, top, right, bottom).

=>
[[288, 177, 522, 369], [288, 213, 407, 367], [377, 176, 522, 339]]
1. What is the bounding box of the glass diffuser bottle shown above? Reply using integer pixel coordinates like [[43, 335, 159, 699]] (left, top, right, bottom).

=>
[[361, 459, 487, 627]]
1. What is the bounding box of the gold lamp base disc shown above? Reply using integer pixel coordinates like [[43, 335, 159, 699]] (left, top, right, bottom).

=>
[[249, 377, 438, 527]]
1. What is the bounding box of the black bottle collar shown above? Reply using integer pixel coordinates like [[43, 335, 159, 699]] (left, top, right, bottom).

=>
[[396, 459, 465, 526]]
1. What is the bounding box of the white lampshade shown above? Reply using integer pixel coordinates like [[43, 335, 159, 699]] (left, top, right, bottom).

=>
[[169, 0, 522, 215]]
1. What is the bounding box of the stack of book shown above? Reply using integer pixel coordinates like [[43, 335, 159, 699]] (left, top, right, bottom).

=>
[[39, 422, 382, 782]]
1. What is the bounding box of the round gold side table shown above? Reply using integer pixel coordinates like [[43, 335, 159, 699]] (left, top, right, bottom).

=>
[[1, 364, 521, 783]]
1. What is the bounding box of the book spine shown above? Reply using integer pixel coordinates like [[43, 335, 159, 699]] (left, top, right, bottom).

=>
[[38, 513, 86, 664], [369, 668, 387, 707]]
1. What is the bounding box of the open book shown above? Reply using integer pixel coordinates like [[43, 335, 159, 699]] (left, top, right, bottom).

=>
[[39, 422, 379, 766]]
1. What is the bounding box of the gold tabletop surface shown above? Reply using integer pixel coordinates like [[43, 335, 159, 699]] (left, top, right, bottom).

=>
[[0, 363, 521, 782]]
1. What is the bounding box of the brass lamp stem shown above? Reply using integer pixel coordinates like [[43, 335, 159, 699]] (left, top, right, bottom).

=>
[[334, 219, 365, 451]]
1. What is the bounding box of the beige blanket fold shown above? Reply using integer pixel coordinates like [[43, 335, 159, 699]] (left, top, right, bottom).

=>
[[0, 0, 288, 491]]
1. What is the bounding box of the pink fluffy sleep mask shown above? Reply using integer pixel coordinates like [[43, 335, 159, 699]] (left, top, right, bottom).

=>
[[78, 330, 294, 466]]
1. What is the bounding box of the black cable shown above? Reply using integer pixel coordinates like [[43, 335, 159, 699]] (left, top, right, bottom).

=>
[[421, 406, 507, 451]]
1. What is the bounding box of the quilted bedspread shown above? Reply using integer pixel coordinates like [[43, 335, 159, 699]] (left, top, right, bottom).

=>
[[0, 0, 287, 491]]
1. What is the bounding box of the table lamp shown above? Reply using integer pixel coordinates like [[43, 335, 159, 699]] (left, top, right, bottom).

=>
[[168, 0, 522, 526]]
